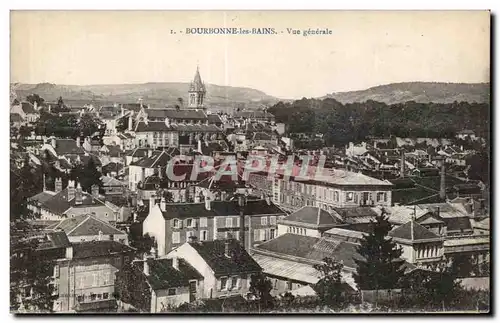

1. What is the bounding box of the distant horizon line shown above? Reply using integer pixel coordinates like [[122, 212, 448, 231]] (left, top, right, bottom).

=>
[[10, 80, 491, 101]]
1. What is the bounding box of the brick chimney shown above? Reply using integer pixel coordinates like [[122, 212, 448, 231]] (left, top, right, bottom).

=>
[[400, 150, 405, 178], [67, 180, 76, 201], [75, 182, 83, 205], [224, 241, 230, 258], [440, 161, 446, 200], [172, 256, 179, 270], [91, 184, 99, 198], [55, 177, 62, 193]]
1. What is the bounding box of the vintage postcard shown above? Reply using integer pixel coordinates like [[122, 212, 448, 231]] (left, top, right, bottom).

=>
[[9, 10, 490, 314]]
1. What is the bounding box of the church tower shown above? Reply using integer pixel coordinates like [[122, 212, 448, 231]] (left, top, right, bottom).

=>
[[188, 66, 206, 109]]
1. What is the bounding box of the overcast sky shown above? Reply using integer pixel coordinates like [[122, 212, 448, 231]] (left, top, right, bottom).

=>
[[11, 11, 490, 99]]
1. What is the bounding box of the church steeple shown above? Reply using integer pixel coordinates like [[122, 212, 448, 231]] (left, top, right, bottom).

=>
[[188, 66, 206, 109]]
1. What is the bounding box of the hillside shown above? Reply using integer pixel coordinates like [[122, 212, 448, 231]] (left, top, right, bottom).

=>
[[324, 82, 490, 104], [11, 82, 279, 109]]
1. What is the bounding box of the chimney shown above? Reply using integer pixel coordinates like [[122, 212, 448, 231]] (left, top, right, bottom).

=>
[[440, 161, 446, 200], [172, 257, 179, 270], [121, 106, 125, 117], [198, 140, 202, 153], [143, 258, 150, 276], [400, 150, 405, 178], [205, 195, 211, 210], [98, 230, 103, 241], [160, 197, 166, 212], [55, 177, 62, 193], [67, 180, 76, 201], [75, 182, 83, 205], [51, 137, 56, 149], [128, 116, 133, 131], [91, 184, 99, 198], [158, 167, 163, 179], [76, 137, 81, 147], [224, 241, 230, 257], [148, 150, 153, 158], [65, 245, 73, 259], [149, 196, 156, 211]]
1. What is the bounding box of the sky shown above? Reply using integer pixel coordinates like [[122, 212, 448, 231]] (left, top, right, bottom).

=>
[[10, 11, 490, 99]]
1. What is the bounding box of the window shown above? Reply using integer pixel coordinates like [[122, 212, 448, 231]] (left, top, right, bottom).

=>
[[334, 191, 339, 202], [254, 229, 260, 241], [97, 293, 102, 300], [200, 217, 208, 227], [286, 281, 292, 290], [90, 293, 97, 301], [384, 192, 387, 202], [186, 231, 195, 242], [270, 216, 277, 225], [230, 277, 238, 290], [377, 192, 384, 202], [346, 192, 354, 202], [221, 277, 228, 290], [115, 256, 121, 267], [186, 219, 193, 227], [261, 217, 267, 226], [226, 218, 233, 228], [103, 293, 109, 300], [234, 231, 240, 241], [53, 264, 60, 278], [168, 288, 176, 296], [270, 229, 275, 239], [304, 229, 307, 235], [200, 230, 208, 241], [92, 273, 98, 287], [172, 232, 180, 244], [173, 219, 179, 228]]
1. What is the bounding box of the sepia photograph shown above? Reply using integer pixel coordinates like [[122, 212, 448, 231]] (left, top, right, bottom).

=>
[[9, 10, 491, 314]]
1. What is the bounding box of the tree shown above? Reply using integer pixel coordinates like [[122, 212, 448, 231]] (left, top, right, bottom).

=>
[[57, 96, 64, 108], [26, 94, 45, 107], [114, 262, 152, 312], [127, 223, 155, 256], [177, 97, 184, 108], [353, 209, 406, 291], [70, 157, 103, 193], [116, 116, 129, 133], [249, 273, 274, 310], [313, 257, 345, 308]]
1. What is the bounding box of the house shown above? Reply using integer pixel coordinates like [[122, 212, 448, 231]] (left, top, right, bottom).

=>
[[33, 232, 135, 313], [45, 214, 128, 244], [99, 145, 124, 165], [232, 110, 275, 124], [103, 133, 136, 151], [28, 180, 121, 223], [277, 206, 345, 238], [456, 129, 477, 140], [101, 175, 126, 195], [142, 198, 286, 257], [271, 166, 393, 212], [346, 142, 368, 157], [115, 254, 204, 312], [388, 220, 445, 269], [101, 162, 124, 177], [251, 233, 360, 296], [124, 147, 151, 166], [41, 137, 86, 160], [166, 238, 262, 300], [10, 101, 40, 123], [128, 148, 181, 192]]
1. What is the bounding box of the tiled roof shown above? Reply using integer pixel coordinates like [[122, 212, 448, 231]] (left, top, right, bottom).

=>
[[10, 113, 23, 122], [388, 221, 440, 241], [207, 114, 222, 124], [233, 111, 275, 119], [255, 233, 363, 269], [21, 102, 37, 114], [333, 207, 379, 220], [147, 108, 207, 120], [161, 203, 218, 219], [253, 132, 273, 141], [442, 217, 472, 232], [126, 147, 151, 158], [134, 121, 173, 132], [37, 188, 109, 215], [53, 139, 85, 156], [72, 240, 135, 259], [130, 148, 180, 168], [52, 214, 125, 237], [142, 258, 203, 290], [45, 231, 71, 248], [101, 175, 125, 187], [29, 191, 57, 204], [102, 162, 124, 175], [172, 123, 221, 133], [121, 103, 143, 112], [283, 206, 343, 228], [189, 239, 261, 276]]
